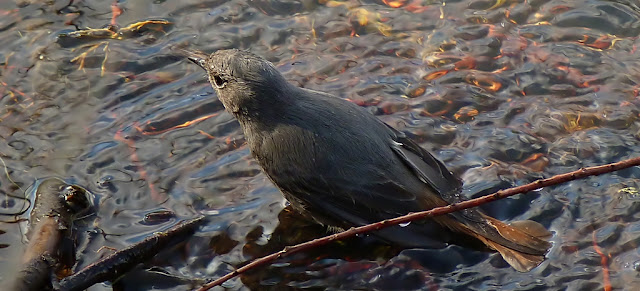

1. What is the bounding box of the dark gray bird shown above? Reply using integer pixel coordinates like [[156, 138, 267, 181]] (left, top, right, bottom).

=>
[[187, 49, 551, 272]]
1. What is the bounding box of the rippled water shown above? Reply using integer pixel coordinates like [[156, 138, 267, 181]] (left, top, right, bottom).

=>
[[2, 0, 640, 290]]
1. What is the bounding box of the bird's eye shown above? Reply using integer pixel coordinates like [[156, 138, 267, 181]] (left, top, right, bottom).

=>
[[213, 75, 227, 89]]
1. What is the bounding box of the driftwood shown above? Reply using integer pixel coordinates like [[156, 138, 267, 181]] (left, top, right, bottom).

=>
[[10, 177, 204, 291], [56, 216, 205, 291], [11, 178, 91, 291], [198, 156, 640, 290]]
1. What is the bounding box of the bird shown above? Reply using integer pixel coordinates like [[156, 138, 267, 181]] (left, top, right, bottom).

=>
[[186, 48, 551, 272]]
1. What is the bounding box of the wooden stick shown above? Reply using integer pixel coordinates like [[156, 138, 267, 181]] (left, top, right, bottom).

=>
[[198, 156, 640, 290], [58, 216, 205, 291]]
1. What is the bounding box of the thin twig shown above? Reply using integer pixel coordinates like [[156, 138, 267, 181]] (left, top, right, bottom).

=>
[[198, 156, 640, 290]]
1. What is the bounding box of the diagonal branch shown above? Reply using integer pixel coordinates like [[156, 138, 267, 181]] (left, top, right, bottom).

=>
[[59, 216, 206, 291], [197, 156, 640, 291]]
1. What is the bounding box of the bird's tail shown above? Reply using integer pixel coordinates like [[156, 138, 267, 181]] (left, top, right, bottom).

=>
[[469, 217, 552, 272]]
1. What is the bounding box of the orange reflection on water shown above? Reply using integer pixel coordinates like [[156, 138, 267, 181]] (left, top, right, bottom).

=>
[[110, 1, 122, 26], [423, 70, 448, 81], [0, 80, 34, 109], [198, 130, 215, 139], [382, 0, 405, 8], [137, 113, 218, 135], [577, 34, 620, 50], [592, 231, 612, 291], [453, 106, 478, 122], [466, 73, 502, 92], [114, 126, 164, 202], [454, 56, 476, 71], [519, 153, 549, 172]]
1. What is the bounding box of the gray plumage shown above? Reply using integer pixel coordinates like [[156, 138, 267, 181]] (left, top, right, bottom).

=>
[[188, 49, 551, 272]]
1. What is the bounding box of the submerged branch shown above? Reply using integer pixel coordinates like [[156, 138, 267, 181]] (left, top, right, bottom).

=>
[[57, 216, 205, 291], [198, 156, 640, 290]]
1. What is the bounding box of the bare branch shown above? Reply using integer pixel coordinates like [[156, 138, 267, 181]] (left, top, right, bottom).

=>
[[198, 156, 640, 290], [58, 216, 205, 291]]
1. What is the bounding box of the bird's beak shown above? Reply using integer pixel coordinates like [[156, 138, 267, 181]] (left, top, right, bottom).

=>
[[188, 56, 207, 70], [171, 46, 208, 70]]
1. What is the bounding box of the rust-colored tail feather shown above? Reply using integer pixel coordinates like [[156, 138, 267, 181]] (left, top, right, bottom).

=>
[[437, 213, 551, 272], [480, 238, 547, 272], [475, 217, 552, 272]]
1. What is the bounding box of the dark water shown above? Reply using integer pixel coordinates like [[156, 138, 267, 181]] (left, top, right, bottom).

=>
[[1, 0, 640, 290]]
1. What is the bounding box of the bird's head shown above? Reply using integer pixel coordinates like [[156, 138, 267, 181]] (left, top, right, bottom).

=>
[[189, 49, 291, 116]]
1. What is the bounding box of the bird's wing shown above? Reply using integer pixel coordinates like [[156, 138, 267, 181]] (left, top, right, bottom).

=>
[[385, 125, 548, 255], [384, 124, 479, 221], [281, 167, 424, 220], [285, 175, 451, 248], [386, 126, 463, 200]]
